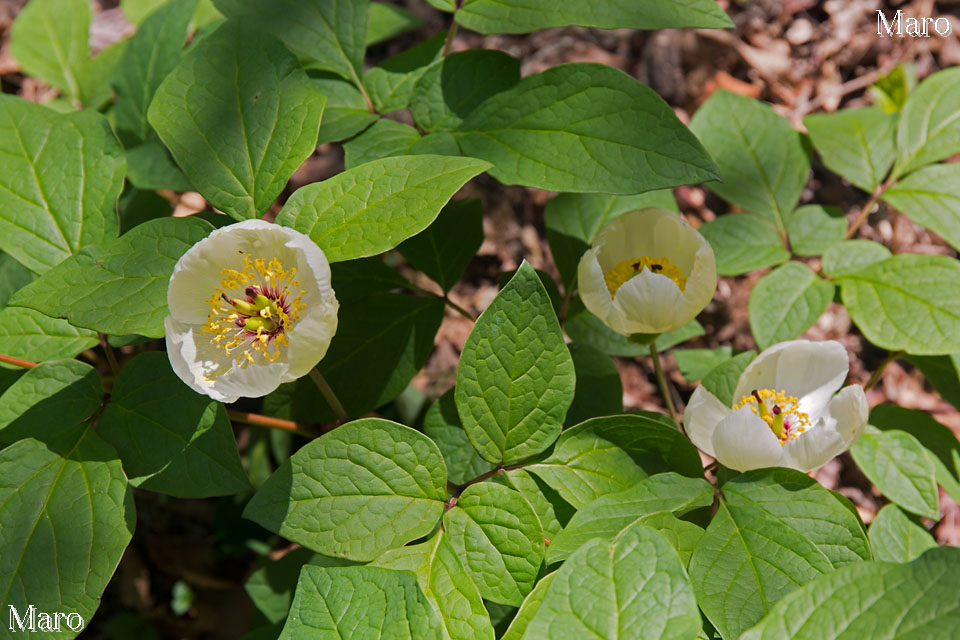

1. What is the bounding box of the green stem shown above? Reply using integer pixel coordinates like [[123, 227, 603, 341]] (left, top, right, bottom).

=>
[[649, 342, 679, 426], [845, 178, 894, 239], [309, 368, 349, 423], [99, 333, 120, 377], [443, 295, 474, 320], [559, 274, 577, 323], [865, 350, 903, 391], [442, 21, 460, 57]]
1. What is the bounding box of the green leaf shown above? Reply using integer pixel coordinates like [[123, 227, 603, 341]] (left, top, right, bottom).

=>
[[820, 239, 891, 278], [850, 427, 939, 519], [343, 119, 420, 168], [674, 347, 733, 383], [786, 205, 847, 256], [700, 350, 756, 406], [148, 20, 325, 221], [635, 512, 705, 567], [0, 95, 124, 274], [699, 214, 790, 276], [904, 355, 960, 408], [10, 0, 90, 100], [277, 155, 490, 262], [455, 63, 719, 194], [328, 256, 414, 303], [125, 139, 194, 192], [246, 548, 353, 624], [97, 352, 249, 498], [0, 254, 35, 311], [0, 359, 101, 445], [456, 262, 574, 464], [77, 40, 127, 111], [546, 473, 713, 563], [214, 0, 367, 86], [279, 565, 442, 640], [722, 468, 871, 568], [10, 216, 214, 338], [656, 318, 707, 351], [121, 0, 218, 25], [411, 49, 521, 133], [838, 254, 960, 355], [500, 468, 573, 540], [310, 72, 378, 145], [500, 572, 554, 640], [893, 67, 960, 178], [868, 504, 936, 564], [689, 501, 832, 640], [367, 2, 422, 46], [544, 190, 677, 292], [0, 307, 98, 364], [0, 425, 135, 635], [244, 419, 447, 562], [690, 90, 809, 231], [112, 0, 196, 141], [423, 390, 495, 486], [748, 262, 834, 349], [398, 199, 483, 292], [527, 414, 703, 508], [803, 107, 896, 193], [563, 301, 702, 358], [740, 547, 960, 640], [118, 188, 176, 234], [566, 342, 622, 426], [870, 63, 915, 113], [525, 522, 702, 640], [883, 163, 960, 252], [443, 482, 544, 607], [364, 32, 445, 114], [450, 0, 733, 34], [372, 531, 495, 640]]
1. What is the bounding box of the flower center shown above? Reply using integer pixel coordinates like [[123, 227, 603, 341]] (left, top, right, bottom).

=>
[[204, 255, 306, 367], [733, 389, 811, 445], [603, 256, 686, 298]]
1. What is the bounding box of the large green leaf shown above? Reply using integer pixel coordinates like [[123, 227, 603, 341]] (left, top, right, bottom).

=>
[[689, 501, 832, 640], [905, 355, 960, 409], [803, 106, 896, 193], [448, 0, 732, 34], [690, 90, 809, 232], [246, 549, 353, 625], [527, 414, 703, 508], [674, 347, 733, 383], [500, 572, 554, 640], [97, 352, 249, 498], [0, 254, 35, 311], [398, 199, 484, 292], [748, 262, 834, 349], [0, 425, 135, 638], [0, 307, 98, 363], [892, 67, 960, 178], [279, 565, 442, 640], [699, 350, 756, 407], [422, 390, 495, 486], [372, 531, 495, 640], [443, 482, 544, 606], [740, 547, 960, 640], [215, 0, 367, 87], [566, 343, 622, 426], [837, 254, 960, 355], [786, 204, 847, 257], [850, 427, 939, 519], [868, 504, 936, 564], [310, 72, 377, 145], [10, 217, 213, 339], [343, 119, 421, 168], [546, 473, 713, 563], [366, 2, 422, 46], [456, 262, 574, 463], [243, 419, 447, 562], [277, 155, 490, 262], [524, 522, 702, 640], [698, 214, 790, 276], [0, 96, 124, 274], [10, 0, 90, 101], [112, 0, 196, 141], [148, 20, 325, 220], [364, 33, 445, 114], [455, 63, 719, 194], [820, 239, 891, 278], [883, 163, 960, 252], [500, 468, 574, 541]]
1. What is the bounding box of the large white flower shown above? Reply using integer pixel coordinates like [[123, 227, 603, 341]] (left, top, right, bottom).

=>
[[577, 207, 716, 336], [683, 340, 868, 473], [165, 219, 338, 403]]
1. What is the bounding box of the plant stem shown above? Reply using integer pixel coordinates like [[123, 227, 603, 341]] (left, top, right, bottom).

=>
[[227, 410, 317, 438], [559, 274, 577, 323], [444, 295, 474, 320], [845, 179, 894, 239], [649, 342, 679, 426], [309, 368, 349, 422], [442, 21, 459, 56], [99, 333, 120, 377], [0, 353, 37, 368], [864, 350, 903, 391]]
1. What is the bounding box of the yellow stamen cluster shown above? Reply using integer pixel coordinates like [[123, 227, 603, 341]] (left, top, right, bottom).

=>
[[204, 254, 307, 369], [604, 256, 687, 298], [733, 388, 811, 445]]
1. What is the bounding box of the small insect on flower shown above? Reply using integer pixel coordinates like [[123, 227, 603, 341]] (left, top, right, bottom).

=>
[[683, 340, 869, 472], [165, 219, 338, 402], [577, 207, 717, 336]]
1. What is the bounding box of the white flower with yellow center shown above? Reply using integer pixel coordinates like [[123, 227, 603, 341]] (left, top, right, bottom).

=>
[[577, 207, 717, 336], [683, 340, 868, 473], [165, 220, 338, 403]]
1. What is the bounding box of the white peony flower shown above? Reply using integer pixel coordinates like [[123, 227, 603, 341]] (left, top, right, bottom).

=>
[[165, 219, 338, 403], [577, 207, 716, 336], [683, 340, 868, 473]]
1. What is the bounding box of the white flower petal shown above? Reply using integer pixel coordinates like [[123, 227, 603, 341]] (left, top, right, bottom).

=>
[[711, 406, 784, 472], [733, 340, 848, 413], [614, 269, 684, 334], [781, 425, 846, 472], [595, 209, 659, 268], [165, 317, 238, 403], [577, 248, 621, 330], [651, 211, 698, 273], [683, 385, 729, 457], [819, 385, 869, 446], [675, 242, 717, 324]]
